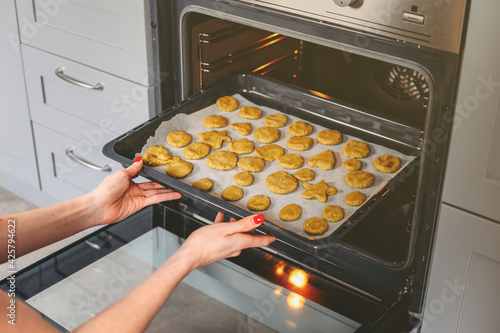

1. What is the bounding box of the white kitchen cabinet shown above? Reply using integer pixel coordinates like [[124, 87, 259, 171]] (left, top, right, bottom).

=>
[[0, 1, 40, 191]]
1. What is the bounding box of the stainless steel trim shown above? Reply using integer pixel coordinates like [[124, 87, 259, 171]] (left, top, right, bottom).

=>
[[55, 67, 104, 90], [65, 147, 111, 172]]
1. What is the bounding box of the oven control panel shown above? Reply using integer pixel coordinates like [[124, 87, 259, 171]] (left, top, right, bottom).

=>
[[238, 0, 468, 54]]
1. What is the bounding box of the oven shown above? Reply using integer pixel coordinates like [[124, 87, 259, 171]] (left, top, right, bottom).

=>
[[103, 0, 469, 331]]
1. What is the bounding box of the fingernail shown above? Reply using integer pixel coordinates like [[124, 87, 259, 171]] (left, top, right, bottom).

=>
[[253, 214, 265, 224], [134, 156, 142, 163]]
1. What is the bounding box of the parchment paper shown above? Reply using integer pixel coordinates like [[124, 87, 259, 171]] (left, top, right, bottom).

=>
[[137, 94, 414, 239]]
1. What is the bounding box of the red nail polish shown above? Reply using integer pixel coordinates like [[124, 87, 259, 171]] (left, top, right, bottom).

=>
[[253, 214, 265, 224], [134, 156, 142, 163]]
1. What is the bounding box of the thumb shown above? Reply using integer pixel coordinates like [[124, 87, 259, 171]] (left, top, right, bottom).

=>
[[226, 214, 266, 234], [124, 156, 143, 179]]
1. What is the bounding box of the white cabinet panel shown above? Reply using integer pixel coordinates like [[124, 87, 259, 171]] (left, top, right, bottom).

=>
[[441, 0, 500, 222], [15, 0, 153, 85], [0, 0, 39, 188], [423, 204, 500, 332]]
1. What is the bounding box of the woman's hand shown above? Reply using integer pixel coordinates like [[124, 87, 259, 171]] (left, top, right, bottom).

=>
[[176, 213, 276, 270], [88, 157, 182, 226]]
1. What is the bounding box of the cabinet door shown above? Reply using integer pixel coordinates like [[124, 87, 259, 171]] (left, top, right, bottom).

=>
[[0, 0, 39, 187], [441, 0, 500, 222], [15, 0, 153, 85], [423, 204, 500, 332]]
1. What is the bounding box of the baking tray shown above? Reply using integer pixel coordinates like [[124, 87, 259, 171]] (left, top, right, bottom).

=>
[[103, 74, 420, 252]]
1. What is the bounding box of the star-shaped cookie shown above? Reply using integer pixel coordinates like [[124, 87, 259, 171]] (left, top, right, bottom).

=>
[[301, 179, 337, 203], [196, 130, 231, 149]]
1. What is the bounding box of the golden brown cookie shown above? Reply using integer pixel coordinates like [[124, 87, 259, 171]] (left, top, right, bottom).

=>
[[203, 115, 228, 128], [345, 171, 374, 189], [233, 172, 254, 187], [247, 195, 271, 211], [323, 206, 344, 222], [166, 131, 192, 148], [228, 138, 255, 155], [216, 96, 239, 112], [266, 171, 298, 194], [237, 156, 265, 172], [263, 114, 288, 128], [165, 157, 193, 178], [239, 106, 262, 119], [183, 142, 211, 160], [308, 150, 336, 170], [231, 122, 252, 136], [342, 140, 370, 159], [343, 159, 362, 171], [303, 217, 329, 235], [142, 145, 172, 166], [301, 179, 337, 203], [193, 178, 213, 191], [196, 130, 231, 149], [221, 185, 243, 201], [279, 154, 304, 169], [374, 155, 401, 173], [206, 150, 238, 171], [317, 129, 342, 145], [279, 204, 302, 221], [286, 136, 314, 151], [288, 121, 313, 137], [345, 191, 366, 206], [294, 168, 316, 182], [253, 144, 285, 161], [254, 126, 281, 144]]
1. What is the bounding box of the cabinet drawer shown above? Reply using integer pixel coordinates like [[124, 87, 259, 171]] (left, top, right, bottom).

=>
[[22, 45, 153, 137], [16, 0, 152, 84], [34, 123, 117, 201]]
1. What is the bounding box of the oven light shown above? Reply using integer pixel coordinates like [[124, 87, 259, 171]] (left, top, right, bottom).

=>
[[286, 293, 305, 310], [275, 263, 285, 276], [289, 270, 308, 288], [308, 89, 332, 100]]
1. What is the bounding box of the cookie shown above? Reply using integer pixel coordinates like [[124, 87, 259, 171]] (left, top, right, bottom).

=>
[[266, 171, 298, 194], [228, 138, 255, 155], [196, 130, 231, 149], [287, 136, 314, 151], [237, 156, 265, 172], [308, 150, 336, 170], [323, 206, 344, 222], [345, 171, 374, 189], [221, 185, 243, 201], [239, 106, 262, 119], [203, 115, 228, 128], [192, 178, 213, 191], [342, 140, 370, 159], [254, 126, 281, 144], [165, 157, 193, 178], [216, 96, 239, 112], [263, 114, 288, 128], [294, 168, 316, 182], [301, 179, 336, 203], [233, 172, 254, 187], [343, 159, 362, 171], [253, 144, 285, 161], [231, 122, 252, 136], [206, 151, 238, 170], [279, 154, 304, 169], [345, 191, 366, 206], [142, 145, 172, 166], [288, 121, 313, 137], [183, 142, 211, 160], [166, 131, 192, 148], [317, 129, 342, 145], [279, 204, 302, 221], [303, 217, 329, 235], [374, 155, 401, 173], [247, 195, 271, 211]]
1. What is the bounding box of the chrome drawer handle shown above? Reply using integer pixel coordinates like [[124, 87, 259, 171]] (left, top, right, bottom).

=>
[[55, 67, 104, 90], [65, 147, 111, 172]]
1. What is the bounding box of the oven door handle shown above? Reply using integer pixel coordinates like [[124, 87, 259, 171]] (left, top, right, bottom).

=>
[[65, 147, 112, 172], [55, 67, 104, 90]]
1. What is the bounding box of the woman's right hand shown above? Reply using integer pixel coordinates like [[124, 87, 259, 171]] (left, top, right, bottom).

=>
[[175, 213, 276, 270]]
